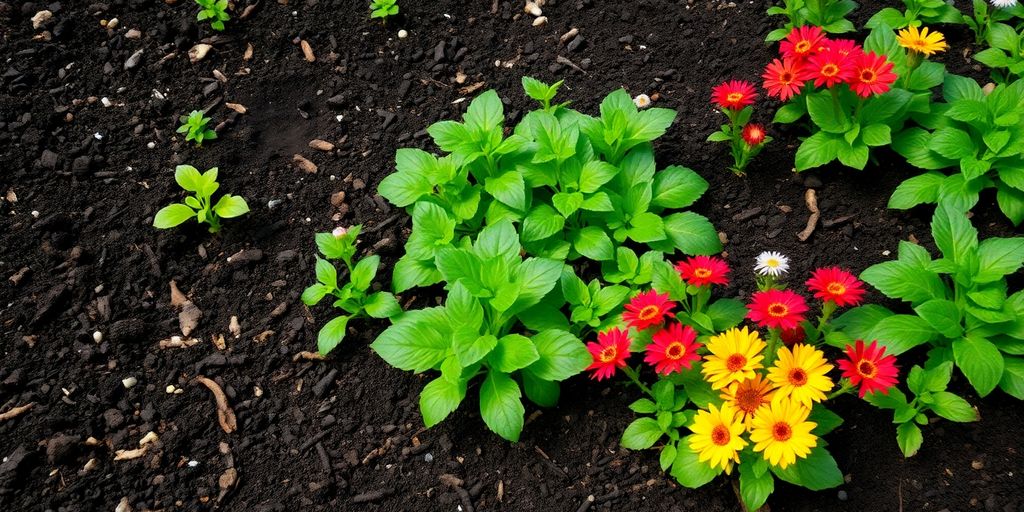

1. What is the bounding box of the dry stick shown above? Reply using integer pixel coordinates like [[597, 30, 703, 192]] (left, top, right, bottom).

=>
[[796, 188, 820, 242], [575, 495, 595, 512], [194, 376, 238, 433], [0, 402, 34, 421]]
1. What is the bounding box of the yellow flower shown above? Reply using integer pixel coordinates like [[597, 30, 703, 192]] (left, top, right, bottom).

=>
[[701, 327, 766, 390], [767, 343, 834, 407], [721, 374, 777, 429], [688, 402, 748, 474], [749, 397, 818, 469], [896, 26, 948, 56]]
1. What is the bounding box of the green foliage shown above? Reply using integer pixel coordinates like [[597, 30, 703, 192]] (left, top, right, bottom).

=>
[[195, 0, 230, 31], [707, 106, 773, 175], [973, 22, 1024, 83], [177, 110, 217, 147], [865, 0, 962, 30], [891, 75, 1024, 225], [153, 165, 248, 233], [766, 0, 858, 42], [834, 204, 1024, 398], [302, 225, 401, 355], [369, 0, 399, 20], [962, 0, 1024, 46], [371, 221, 590, 441], [865, 362, 978, 457]]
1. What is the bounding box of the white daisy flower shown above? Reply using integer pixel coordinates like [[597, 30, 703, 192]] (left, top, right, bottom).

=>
[[989, 0, 1017, 8], [633, 93, 652, 109], [754, 251, 790, 277]]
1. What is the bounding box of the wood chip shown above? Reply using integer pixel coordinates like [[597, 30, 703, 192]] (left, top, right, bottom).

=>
[[300, 40, 315, 62], [212, 333, 226, 351], [114, 446, 148, 461], [158, 336, 201, 349], [560, 28, 579, 45], [308, 139, 334, 151], [0, 402, 35, 421], [243, 43, 254, 61], [229, 316, 241, 338], [293, 154, 317, 173], [459, 82, 485, 95], [189, 43, 212, 63], [194, 376, 237, 434], [212, 69, 228, 83], [292, 351, 325, 362], [796, 188, 820, 242], [225, 102, 247, 114]]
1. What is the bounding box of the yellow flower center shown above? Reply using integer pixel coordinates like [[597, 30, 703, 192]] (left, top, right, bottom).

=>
[[726, 92, 744, 104], [765, 258, 780, 268], [772, 422, 793, 441], [795, 40, 811, 53], [734, 387, 763, 414], [827, 282, 847, 295], [694, 267, 712, 279], [599, 346, 618, 363], [665, 342, 686, 360], [788, 368, 808, 386], [821, 63, 839, 77], [711, 424, 731, 446], [858, 360, 878, 379], [768, 303, 789, 318], [637, 305, 660, 321], [726, 354, 747, 372], [859, 69, 877, 83]]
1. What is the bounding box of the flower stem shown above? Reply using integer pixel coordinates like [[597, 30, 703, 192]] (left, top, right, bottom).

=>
[[763, 328, 782, 367], [827, 379, 856, 400], [622, 365, 654, 397]]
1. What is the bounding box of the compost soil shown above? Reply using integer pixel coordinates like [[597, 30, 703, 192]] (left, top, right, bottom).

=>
[[1, 0, 1021, 511]]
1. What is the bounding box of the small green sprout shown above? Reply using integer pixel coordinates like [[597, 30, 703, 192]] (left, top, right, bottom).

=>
[[153, 165, 250, 233], [195, 0, 230, 31], [369, 0, 399, 20], [177, 110, 217, 147]]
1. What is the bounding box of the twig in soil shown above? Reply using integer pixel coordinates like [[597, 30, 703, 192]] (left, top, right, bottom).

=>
[[158, 336, 201, 349], [556, 55, 586, 74], [575, 495, 595, 512], [0, 402, 34, 422], [352, 488, 394, 503], [796, 188, 820, 242], [534, 446, 568, 477], [113, 445, 148, 461], [194, 376, 238, 433], [362, 437, 393, 465], [439, 474, 474, 512], [292, 351, 325, 362], [362, 213, 401, 234], [298, 430, 331, 453], [169, 280, 203, 336]]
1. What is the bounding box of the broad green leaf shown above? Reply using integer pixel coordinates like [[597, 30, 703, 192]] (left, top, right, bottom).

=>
[[526, 329, 589, 381], [371, 307, 451, 372], [212, 194, 249, 218], [739, 459, 774, 511], [913, 299, 962, 338], [521, 370, 560, 407], [378, 148, 436, 206], [976, 237, 1024, 282], [314, 257, 338, 288], [453, 331, 497, 367], [174, 165, 204, 192], [706, 299, 747, 331], [931, 202, 978, 264], [652, 166, 708, 209], [579, 160, 619, 193], [392, 256, 441, 293], [671, 436, 721, 488], [999, 357, 1024, 399], [301, 283, 332, 305], [621, 417, 664, 450], [479, 371, 525, 442], [522, 204, 565, 242], [153, 204, 196, 229], [350, 255, 380, 291], [484, 170, 527, 211], [896, 422, 923, 457], [465, 89, 504, 133], [807, 405, 843, 436], [928, 391, 979, 422], [770, 446, 843, 490], [572, 226, 615, 261], [795, 131, 840, 171], [860, 260, 947, 304], [627, 212, 666, 243], [889, 172, 945, 209], [868, 315, 938, 355], [661, 212, 721, 255], [474, 220, 520, 261], [420, 376, 466, 427], [953, 335, 1005, 396], [552, 191, 584, 217], [364, 291, 401, 318], [317, 315, 349, 355], [833, 305, 895, 341], [489, 334, 540, 373]]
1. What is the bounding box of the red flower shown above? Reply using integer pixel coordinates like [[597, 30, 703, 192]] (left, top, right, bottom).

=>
[[780, 327, 806, 347], [800, 50, 855, 88], [675, 255, 731, 287], [586, 327, 633, 381], [823, 39, 864, 59], [780, 25, 826, 61], [838, 340, 899, 398], [644, 323, 702, 375], [806, 266, 866, 307], [762, 58, 806, 101], [742, 123, 767, 146], [622, 290, 676, 330], [711, 80, 758, 110], [746, 289, 809, 331], [849, 51, 898, 98]]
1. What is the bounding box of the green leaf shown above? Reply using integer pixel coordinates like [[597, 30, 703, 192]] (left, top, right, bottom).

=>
[[913, 299, 962, 338], [773, 102, 806, 123], [371, 307, 451, 372], [651, 166, 708, 209], [474, 220, 520, 261], [552, 191, 584, 217], [465, 90, 504, 133], [928, 391, 979, 422], [301, 284, 332, 305], [706, 299, 748, 331], [579, 160, 619, 193], [630, 399, 658, 414], [833, 305, 894, 341], [521, 370, 560, 407], [630, 108, 678, 143], [420, 376, 467, 428], [479, 371, 525, 442], [896, 422, 923, 457], [929, 127, 975, 160], [212, 195, 249, 219], [512, 257, 562, 311], [174, 165, 204, 192], [953, 335, 1005, 397], [795, 131, 840, 171], [317, 315, 349, 355], [739, 459, 774, 511], [392, 256, 440, 293], [522, 204, 565, 242], [620, 417, 664, 449], [627, 212, 666, 243], [153, 204, 196, 229], [999, 357, 1024, 399], [671, 437, 721, 488], [572, 226, 615, 261], [485, 170, 527, 211], [488, 334, 540, 373], [807, 405, 844, 436], [931, 202, 978, 264], [314, 257, 339, 289], [522, 76, 554, 102], [378, 148, 436, 207], [660, 444, 678, 472], [807, 90, 849, 133], [661, 212, 721, 255], [861, 260, 947, 304], [364, 291, 401, 318], [837, 140, 870, 169], [889, 172, 945, 209], [770, 446, 843, 490], [350, 255, 380, 291], [868, 315, 938, 355], [976, 237, 1024, 282], [526, 330, 589, 381], [861, 124, 892, 147]]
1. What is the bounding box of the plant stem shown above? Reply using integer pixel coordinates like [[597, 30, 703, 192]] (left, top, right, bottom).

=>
[[827, 379, 856, 400], [812, 300, 837, 344], [763, 328, 782, 367], [622, 365, 654, 397]]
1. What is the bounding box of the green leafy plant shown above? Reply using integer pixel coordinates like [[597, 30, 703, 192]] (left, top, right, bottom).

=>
[[865, 362, 979, 457], [377, 78, 720, 293], [866, 0, 963, 30], [707, 80, 772, 175], [153, 165, 249, 233], [177, 110, 217, 147], [766, 0, 858, 42], [834, 204, 1024, 399], [974, 22, 1024, 82], [195, 0, 230, 31], [302, 225, 402, 355], [963, 0, 1024, 45], [370, 221, 590, 441], [369, 0, 399, 20], [890, 75, 1024, 225]]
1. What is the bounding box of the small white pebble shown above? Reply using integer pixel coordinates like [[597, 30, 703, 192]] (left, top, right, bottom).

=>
[[254, 386, 263, 397], [398, 29, 408, 39], [31, 210, 40, 218], [291, 10, 297, 15], [424, 453, 434, 462], [122, 377, 138, 389], [165, 385, 176, 394], [305, 217, 311, 223], [267, 199, 283, 209], [147, 142, 156, 149], [93, 132, 103, 140], [633, 94, 651, 109], [187, 460, 199, 467], [335, 114, 343, 122], [100, 97, 112, 107], [443, 13, 451, 19], [882, 250, 891, 256], [92, 331, 103, 343], [532, 16, 547, 26]]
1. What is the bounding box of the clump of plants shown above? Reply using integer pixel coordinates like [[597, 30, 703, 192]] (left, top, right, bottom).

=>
[[766, 0, 858, 42], [370, 0, 399, 20], [302, 225, 402, 355], [707, 80, 772, 175], [866, 0, 962, 30], [194, 0, 230, 31], [973, 22, 1024, 82], [178, 110, 217, 147], [963, 0, 1024, 45], [153, 165, 249, 233]]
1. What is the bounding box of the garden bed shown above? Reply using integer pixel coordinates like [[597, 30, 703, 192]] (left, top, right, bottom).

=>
[[1, 0, 1022, 510]]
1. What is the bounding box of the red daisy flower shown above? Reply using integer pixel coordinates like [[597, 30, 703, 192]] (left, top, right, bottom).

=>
[[644, 323, 702, 375], [780, 25, 826, 61], [780, 326, 807, 347], [806, 266, 866, 307], [586, 327, 633, 381], [675, 255, 731, 287], [849, 51, 898, 98], [711, 80, 758, 111], [799, 50, 855, 88], [762, 58, 806, 101], [822, 39, 864, 59], [742, 123, 766, 146], [746, 289, 809, 331], [838, 340, 899, 398], [622, 290, 676, 330]]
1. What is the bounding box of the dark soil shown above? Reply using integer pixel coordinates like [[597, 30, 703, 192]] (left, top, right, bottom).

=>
[[1, 0, 1021, 511]]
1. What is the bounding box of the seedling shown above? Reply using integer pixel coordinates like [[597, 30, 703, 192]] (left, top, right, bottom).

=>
[[195, 0, 230, 31], [370, 0, 399, 20], [177, 110, 217, 147], [153, 165, 249, 233]]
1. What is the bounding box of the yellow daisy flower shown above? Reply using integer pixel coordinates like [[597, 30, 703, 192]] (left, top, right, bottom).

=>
[[749, 397, 818, 469], [688, 402, 748, 474], [701, 327, 767, 390], [896, 26, 948, 56], [721, 374, 777, 429], [767, 343, 834, 407]]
